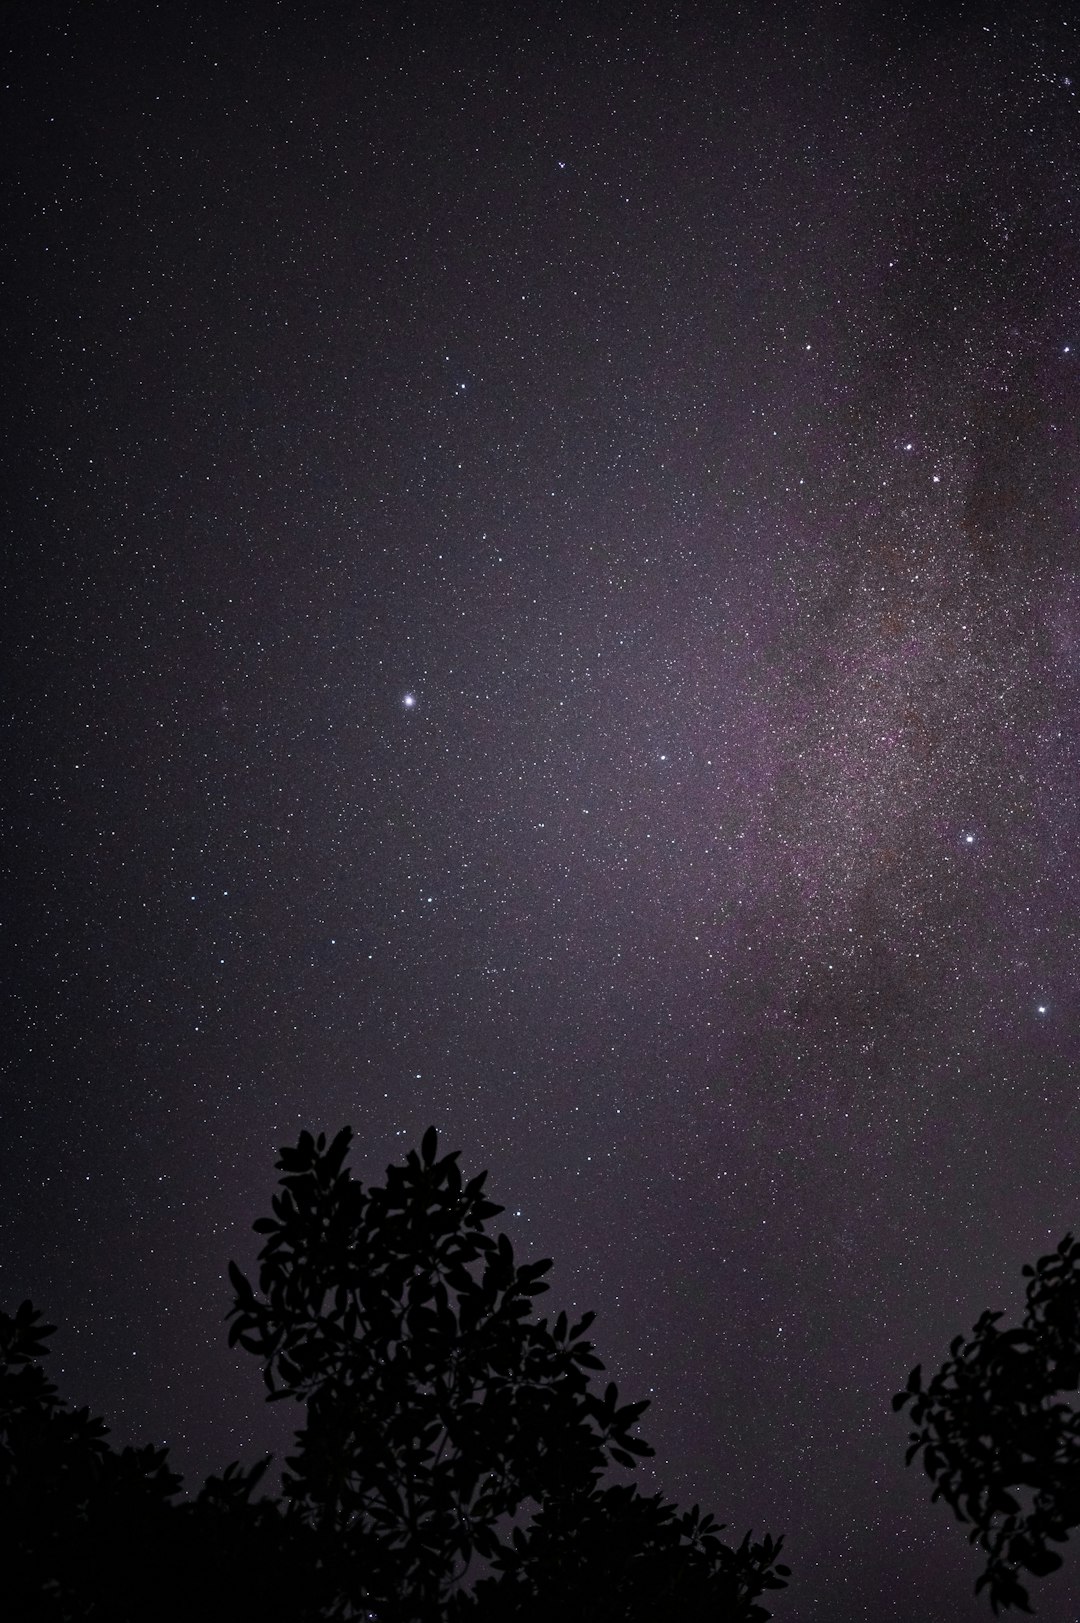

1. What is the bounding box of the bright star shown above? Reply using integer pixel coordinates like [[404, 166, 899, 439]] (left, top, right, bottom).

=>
[[1036, 1004, 1048, 1016], [403, 693, 417, 709]]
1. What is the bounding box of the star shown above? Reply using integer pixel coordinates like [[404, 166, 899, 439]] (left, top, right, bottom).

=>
[[402, 693, 417, 709]]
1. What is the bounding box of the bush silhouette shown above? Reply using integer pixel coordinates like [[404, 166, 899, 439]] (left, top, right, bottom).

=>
[[3, 1126, 788, 1621], [895, 1233, 1080, 1613], [0, 1300, 320, 1620]]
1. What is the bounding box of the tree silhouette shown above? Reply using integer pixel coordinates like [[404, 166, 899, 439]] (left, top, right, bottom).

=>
[[228, 1124, 788, 1619], [894, 1233, 1080, 1613], [0, 1300, 322, 1620], [3, 1126, 788, 1620]]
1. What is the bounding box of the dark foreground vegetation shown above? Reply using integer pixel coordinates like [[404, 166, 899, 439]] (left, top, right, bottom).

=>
[[895, 1232, 1080, 1614], [5, 1125, 1080, 1618], [3, 1128, 787, 1621]]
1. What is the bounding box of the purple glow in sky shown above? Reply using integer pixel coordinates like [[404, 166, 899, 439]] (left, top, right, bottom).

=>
[[6, 4, 1080, 1618]]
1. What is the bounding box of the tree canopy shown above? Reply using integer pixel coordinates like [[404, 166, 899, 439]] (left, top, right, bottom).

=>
[[3, 1125, 789, 1621]]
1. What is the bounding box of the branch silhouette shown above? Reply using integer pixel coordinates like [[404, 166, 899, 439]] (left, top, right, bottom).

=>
[[895, 1233, 1080, 1613]]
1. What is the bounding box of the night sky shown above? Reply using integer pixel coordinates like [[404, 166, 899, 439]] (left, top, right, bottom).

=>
[[6, 3, 1080, 1617]]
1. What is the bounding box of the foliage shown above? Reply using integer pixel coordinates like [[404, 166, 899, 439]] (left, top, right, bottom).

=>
[[0, 1299, 320, 1621], [460, 1482, 789, 1622], [227, 1123, 788, 1619], [3, 1125, 788, 1619], [894, 1233, 1080, 1613]]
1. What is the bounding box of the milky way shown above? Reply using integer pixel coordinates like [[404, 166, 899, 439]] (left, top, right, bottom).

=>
[[5, 6, 1080, 1619]]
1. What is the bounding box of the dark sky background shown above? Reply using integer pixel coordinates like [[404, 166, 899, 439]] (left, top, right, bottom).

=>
[[5, 2, 1080, 1617]]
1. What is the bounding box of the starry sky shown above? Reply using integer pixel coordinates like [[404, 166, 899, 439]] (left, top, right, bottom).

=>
[[5, 2, 1080, 1617]]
